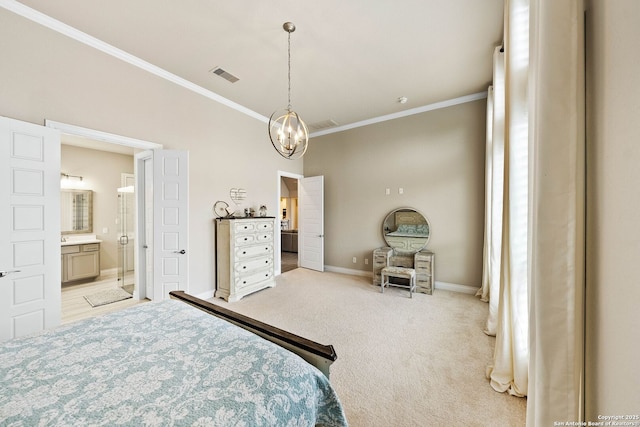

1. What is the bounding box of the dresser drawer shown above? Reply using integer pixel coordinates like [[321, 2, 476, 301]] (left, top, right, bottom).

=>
[[235, 244, 273, 259], [256, 233, 273, 243], [415, 260, 431, 273], [374, 254, 389, 263], [234, 222, 256, 233], [235, 257, 273, 273], [255, 221, 274, 231], [235, 234, 257, 246], [235, 268, 273, 289], [416, 273, 431, 283]]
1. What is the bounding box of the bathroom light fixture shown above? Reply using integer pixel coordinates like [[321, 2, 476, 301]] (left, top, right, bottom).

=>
[[268, 22, 309, 160], [60, 173, 83, 182], [60, 173, 84, 189]]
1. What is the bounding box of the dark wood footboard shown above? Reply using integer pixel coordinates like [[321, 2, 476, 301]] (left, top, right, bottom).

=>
[[169, 291, 337, 378]]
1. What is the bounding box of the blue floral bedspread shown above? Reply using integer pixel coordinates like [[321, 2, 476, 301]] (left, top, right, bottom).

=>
[[0, 299, 348, 426]]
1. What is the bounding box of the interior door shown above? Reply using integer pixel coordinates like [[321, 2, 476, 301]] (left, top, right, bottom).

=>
[[299, 176, 324, 271], [152, 149, 189, 300], [135, 153, 155, 300], [0, 116, 61, 342], [117, 174, 135, 291]]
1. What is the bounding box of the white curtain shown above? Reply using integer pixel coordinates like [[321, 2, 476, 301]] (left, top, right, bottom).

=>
[[480, 0, 530, 398], [478, 49, 505, 338], [527, 0, 585, 424], [481, 0, 586, 421]]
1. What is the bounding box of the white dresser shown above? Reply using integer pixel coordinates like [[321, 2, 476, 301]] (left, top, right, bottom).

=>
[[215, 217, 276, 302]]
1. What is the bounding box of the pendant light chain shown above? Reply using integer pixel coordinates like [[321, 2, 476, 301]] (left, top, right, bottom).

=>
[[287, 30, 292, 110]]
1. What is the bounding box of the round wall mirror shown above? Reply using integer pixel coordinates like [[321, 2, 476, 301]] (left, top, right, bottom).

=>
[[382, 207, 430, 254]]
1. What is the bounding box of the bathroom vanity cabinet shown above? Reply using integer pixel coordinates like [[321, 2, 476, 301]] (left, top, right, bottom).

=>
[[61, 242, 101, 283]]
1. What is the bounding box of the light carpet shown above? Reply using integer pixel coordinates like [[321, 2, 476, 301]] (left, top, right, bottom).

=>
[[211, 268, 526, 427]]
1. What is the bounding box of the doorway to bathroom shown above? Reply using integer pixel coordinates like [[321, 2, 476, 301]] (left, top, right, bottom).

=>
[[117, 173, 135, 293]]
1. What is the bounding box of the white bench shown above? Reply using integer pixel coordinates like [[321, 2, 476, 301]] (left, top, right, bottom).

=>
[[380, 266, 416, 298]]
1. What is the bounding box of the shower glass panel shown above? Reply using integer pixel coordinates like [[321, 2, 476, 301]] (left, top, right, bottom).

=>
[[117, 177, 135, 292]]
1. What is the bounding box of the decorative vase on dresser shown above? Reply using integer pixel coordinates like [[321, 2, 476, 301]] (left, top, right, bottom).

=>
[[215, 217, 276, 302]]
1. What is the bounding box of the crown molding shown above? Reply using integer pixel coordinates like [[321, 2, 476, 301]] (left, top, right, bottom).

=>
[[309, 92, 488, 137], [0, 0, 268, 123], [2, 0, 487, 136]]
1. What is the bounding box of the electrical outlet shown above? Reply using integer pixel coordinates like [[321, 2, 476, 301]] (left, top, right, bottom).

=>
[[352, 256, 357, 263], [365, 258, 369, 265], [399, 187, 404, 194], [102, 227, 109, 234], [385, 188, 390, 195]]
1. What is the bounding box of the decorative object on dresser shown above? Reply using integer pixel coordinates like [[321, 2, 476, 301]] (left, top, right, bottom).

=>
[[213, 200, 233, 218], [215, 217, 276, 302], [374, 207, 435, 295]]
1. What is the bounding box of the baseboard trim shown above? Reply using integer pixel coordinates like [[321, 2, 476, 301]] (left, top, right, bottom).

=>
[[435, 281, 480, 295], [100, 267, 117, 278], [324, 266, 480, 295], [194, 290, 215, 301], [324, 265, 372, 277]]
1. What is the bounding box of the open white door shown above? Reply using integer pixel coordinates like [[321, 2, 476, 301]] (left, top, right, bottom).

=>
[[299, 176, 324, 271], [0, 116, 60, 341], [151, 150, 189, 300]]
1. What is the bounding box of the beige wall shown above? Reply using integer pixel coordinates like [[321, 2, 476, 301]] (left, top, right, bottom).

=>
[[0, 9, 302, 297], [304, 100, 486, 287], [61, 145, 134, 271], [585, 0, 640, 418]]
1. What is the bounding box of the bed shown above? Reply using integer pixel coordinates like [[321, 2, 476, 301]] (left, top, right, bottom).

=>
[[0, 291, 348, 426]]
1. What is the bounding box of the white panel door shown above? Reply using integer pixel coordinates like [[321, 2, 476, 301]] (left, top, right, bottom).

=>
[[0, 116, 60, 342], [152, 150, 188, 300], [299, 176, 324, 272]]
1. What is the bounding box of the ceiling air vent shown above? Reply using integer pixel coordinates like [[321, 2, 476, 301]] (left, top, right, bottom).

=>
[[308, 119, 338, 132], [209, 66, 239, 83]]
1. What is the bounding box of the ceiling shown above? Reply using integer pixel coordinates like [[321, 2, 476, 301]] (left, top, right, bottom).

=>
[[14, 0, 503, 136]]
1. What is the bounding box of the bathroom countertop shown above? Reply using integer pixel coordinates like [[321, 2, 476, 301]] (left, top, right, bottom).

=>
[[61, 235, 102, 246]]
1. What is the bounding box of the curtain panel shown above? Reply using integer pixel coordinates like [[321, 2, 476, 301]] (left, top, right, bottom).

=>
[[527, 0, 586, 424], [482, 0, 530, 398]]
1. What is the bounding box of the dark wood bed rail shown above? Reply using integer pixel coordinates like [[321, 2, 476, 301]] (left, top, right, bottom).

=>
[[169, 291, 337, 367]]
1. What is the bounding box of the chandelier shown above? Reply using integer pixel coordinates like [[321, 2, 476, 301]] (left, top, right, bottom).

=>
[[268, 22, 309, 160]]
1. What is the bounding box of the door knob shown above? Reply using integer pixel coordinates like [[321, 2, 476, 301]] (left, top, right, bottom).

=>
[[0, 269, 21, 278], [173, 249, 186, 254]]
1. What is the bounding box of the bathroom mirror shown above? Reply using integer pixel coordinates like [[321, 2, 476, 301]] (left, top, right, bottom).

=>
[[382, 207, 430, 254], [61, 189, 93, 234]]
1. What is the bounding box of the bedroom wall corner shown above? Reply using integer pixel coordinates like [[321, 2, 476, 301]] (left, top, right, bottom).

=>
[[303, 100, 486, 287]]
